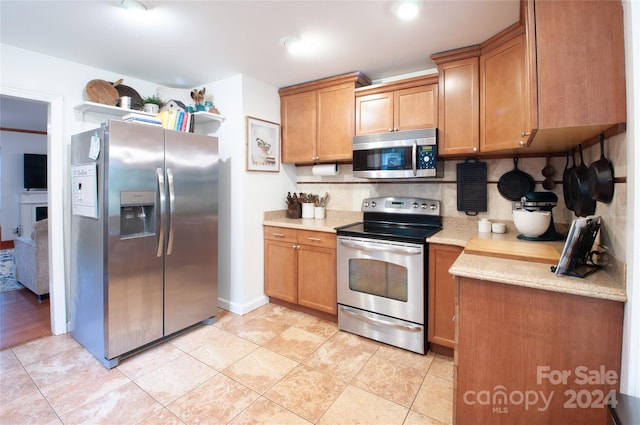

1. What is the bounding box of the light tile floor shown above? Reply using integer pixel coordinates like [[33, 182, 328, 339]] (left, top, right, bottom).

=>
[[0, 303, 453, 424]]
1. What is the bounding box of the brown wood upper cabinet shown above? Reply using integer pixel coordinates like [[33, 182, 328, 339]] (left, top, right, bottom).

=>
[[432, 47, 480, 156], [354, 75, 438, 135], [480, 24, 530, 153], [434, 0, 626, 156], [279, 72, 370, 164], [480, 0, 626, 154]]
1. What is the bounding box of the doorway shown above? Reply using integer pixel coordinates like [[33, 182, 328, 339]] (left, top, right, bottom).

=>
[[0, 87, 66, 337]]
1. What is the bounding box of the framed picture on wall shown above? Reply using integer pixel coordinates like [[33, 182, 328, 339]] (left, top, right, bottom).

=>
[[246, 116, 280, 172]]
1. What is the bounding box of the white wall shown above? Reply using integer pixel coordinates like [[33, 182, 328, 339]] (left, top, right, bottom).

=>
[[208, 74, 295, 314], [0, 131, 47, 239]]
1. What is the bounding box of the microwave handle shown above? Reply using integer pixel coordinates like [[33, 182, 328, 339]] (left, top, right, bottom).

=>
[[412, 140, 417, 176]]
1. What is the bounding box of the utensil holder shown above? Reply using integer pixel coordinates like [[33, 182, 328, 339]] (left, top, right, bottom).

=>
[[314, 206, 325, 219], [287, 203, 301, 219], [301, 203, 315, 219]]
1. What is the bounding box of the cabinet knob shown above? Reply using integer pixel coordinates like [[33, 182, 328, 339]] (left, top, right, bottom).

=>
[[521, 131, 531, 137], [519, 140, 526, 146], [472, 147, 478, 152], [388, 128, 393, 132]]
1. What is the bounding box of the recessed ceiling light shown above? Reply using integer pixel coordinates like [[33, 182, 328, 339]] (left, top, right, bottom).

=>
[[393, 0, 421, 21], [121, 0, 147, 11], [280, 37, 306, 55]]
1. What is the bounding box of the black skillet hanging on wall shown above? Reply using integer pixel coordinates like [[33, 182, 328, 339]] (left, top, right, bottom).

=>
[[588, 134, 615, 203], [569, 144, 597, 217], [562, 149, 576, 212], [497, 156, 535, 201]]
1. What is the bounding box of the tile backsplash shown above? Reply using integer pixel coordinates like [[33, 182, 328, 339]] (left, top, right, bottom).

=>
[[295, 132, 628, 263]]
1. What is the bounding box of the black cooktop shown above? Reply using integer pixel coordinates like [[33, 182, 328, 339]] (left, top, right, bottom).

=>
[[336, 221, 441, 243], [336, 197, 442, 243]]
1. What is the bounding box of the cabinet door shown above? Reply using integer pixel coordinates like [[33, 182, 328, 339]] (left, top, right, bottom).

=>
[[281, 91, 317, 163], [316, 83, 355, 162], [355, 92, 394, 135], [297, 244, 337, 314], [532, 0, 626, 129], [438, 57, 479, 155], [428, 244, 462, 348], [264, 238, 298, 304], [394, 84, 437, 131], [480, 33, 531, 152]]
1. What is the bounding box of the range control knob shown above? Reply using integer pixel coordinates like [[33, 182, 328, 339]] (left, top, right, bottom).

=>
[[429, 203, 438, 210], [363, 201, 369, 207], [370, 201, 376, 208], [412, 202, 419, 208], [421, 203, 428, 209]]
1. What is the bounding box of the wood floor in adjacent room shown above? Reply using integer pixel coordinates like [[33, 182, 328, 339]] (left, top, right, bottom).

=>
[[0, 288, 51, 350]]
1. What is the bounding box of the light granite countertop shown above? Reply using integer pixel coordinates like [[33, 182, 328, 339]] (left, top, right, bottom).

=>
[[428, 219, 626, 303], [263, 210, 362, 233], [263, 212, 627, 303]]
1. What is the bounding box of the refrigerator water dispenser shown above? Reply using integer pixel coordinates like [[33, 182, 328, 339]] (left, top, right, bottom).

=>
[[120, 191, 155, 238]]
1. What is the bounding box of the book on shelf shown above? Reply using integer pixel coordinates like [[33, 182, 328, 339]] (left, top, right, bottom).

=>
[[156, 110, 194, 132], [122, 112, 162, 126], [176, 111, 184, 131]]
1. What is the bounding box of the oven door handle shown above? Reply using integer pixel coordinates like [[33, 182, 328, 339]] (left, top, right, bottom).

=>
[[339, 306, 422, 332], [339, 239, 422, 255]]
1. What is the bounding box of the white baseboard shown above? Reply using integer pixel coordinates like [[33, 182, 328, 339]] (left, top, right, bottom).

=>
[[217, 295, 269, 316]]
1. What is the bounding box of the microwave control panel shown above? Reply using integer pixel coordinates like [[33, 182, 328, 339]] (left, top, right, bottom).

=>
[[418, 145, 437, 169]]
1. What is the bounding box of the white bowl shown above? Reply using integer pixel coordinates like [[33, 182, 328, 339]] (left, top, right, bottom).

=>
[[513, 209, 551, 237]]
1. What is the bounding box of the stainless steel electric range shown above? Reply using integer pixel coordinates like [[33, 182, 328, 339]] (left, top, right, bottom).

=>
[[335, 196, 442, 354]]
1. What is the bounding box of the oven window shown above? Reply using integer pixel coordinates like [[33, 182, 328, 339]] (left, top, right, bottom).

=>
[[348, 258, 408, 302]]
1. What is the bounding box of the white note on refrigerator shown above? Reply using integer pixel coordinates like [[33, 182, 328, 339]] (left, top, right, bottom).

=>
[[71, 163, 98, 218]]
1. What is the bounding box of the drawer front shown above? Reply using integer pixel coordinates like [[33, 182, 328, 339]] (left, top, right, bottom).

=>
[[264, 226, 297, 242], [297, 230, 336, 249]]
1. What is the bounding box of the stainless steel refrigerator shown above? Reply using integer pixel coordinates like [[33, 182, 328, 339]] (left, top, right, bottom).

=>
[[70, 120, 218, 368]]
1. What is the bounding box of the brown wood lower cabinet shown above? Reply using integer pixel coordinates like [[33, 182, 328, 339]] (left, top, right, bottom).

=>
[[264, 226, 337, 315], [455, 277, 624, 425], [428, 243, 462, 350]]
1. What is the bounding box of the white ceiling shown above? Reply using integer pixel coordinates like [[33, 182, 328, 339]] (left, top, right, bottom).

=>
[[0, 0, 520, 131]]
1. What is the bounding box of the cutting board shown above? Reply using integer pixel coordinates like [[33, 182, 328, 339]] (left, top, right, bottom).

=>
[[464, 238, 561, 265], [84, 79, 119, 106]]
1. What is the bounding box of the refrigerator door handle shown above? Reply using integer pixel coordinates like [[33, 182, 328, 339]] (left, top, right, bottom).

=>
[[156, 168, 166, 257], [166, 168, 176, 256]]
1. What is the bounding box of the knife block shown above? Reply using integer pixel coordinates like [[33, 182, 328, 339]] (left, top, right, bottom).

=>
[[287, 203, 301, 219]]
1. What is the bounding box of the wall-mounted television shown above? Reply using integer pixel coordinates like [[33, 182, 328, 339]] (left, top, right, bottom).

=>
[[24, 153, 47, 190]]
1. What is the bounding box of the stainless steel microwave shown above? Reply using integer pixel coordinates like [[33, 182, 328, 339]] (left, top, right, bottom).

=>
[[352, 129, 443, 178]]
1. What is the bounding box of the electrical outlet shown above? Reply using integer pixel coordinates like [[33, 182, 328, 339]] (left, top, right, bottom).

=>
[[13, 226, 20, 236]]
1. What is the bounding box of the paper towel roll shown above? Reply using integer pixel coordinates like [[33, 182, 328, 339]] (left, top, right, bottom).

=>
[[312, 164, 338, 176]]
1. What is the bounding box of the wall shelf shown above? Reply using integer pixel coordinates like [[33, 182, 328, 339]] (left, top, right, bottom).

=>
[[74, 101, 154, 117], [74, 101, 225, 134]]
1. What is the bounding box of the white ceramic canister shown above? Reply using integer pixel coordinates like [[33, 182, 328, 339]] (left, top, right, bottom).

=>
[[314, 206, 325, 219], [492, 222, 506, 234], [301, 203, 315, 219], [119, 96, 131, 109], [478, 218, 492, 233]]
